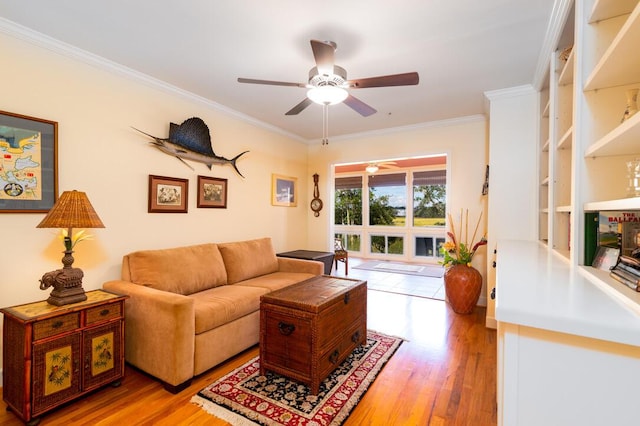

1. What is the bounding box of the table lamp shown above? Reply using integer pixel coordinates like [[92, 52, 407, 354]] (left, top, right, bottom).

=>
[[36, 190, 105, 306]]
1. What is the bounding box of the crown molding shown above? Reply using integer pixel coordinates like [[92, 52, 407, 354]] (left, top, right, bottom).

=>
[[317, 114, 486, 145], [0, 17, 306, 143], [484, 84, 536, 101], [532, 0, 574, 90]]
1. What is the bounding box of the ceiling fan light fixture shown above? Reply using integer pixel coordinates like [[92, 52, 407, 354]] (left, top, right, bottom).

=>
[[307, 85, 348, 105], [366, 164, 379, 173]]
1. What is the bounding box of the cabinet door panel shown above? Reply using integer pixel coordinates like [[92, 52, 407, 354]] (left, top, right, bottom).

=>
[[32, 333, 82, 416], [83, 321, 123, 391]]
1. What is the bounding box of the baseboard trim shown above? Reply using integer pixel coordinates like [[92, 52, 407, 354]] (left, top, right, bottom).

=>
[[485, 315, 497, 329]]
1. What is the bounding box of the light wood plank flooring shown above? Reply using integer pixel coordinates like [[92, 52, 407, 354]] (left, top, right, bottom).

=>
[[1, 284, 497, 425]]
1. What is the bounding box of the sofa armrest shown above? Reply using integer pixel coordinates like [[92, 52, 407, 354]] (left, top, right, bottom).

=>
[[277, 257, 324, 275], [103, 280, 195, 387]]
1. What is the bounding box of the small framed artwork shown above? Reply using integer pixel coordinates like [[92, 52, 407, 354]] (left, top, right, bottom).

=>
[[0, 110, 58, 213], [148, 175, 188, 213], [271, 174, 297, 207], [197, 175, 227, 208]]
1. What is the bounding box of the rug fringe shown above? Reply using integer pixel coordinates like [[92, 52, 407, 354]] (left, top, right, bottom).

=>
[[368, 329, 410, 343], [191, 395, 259, 425]]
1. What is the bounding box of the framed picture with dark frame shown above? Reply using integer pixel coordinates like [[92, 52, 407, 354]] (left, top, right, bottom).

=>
[[0, 110, 58, 213], [197, 175, 227, 208], [148, 175, 188, 213], [271, 174, 297, 207]]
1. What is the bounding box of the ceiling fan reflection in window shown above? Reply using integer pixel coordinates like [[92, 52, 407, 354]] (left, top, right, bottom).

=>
[[237, 40, 419, 144], [366, 161, 398, 174]]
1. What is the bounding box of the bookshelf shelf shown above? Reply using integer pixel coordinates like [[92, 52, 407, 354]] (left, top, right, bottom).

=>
[[584, 4, 640, 90], [584, 112, 640, 157], [557, 126, 573, 149], [584, 197, 640, 211], [558, 49, 575, 86], [590, 0, 638, 23]]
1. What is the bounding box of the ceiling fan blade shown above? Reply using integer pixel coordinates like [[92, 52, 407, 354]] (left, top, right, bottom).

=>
[[347, 72, 419, 88], [343, 94, 377, 117], [285, 98, 313, 115], [310, 40, 335, 76], [238, 77, 306, 88]]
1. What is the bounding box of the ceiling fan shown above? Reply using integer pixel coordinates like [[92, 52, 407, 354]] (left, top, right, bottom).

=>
[[366, 161, 398, 173], [237, 39, 419, 117]]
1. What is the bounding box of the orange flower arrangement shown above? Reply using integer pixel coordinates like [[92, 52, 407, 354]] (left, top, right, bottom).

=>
[[440, 209, 487, 267]]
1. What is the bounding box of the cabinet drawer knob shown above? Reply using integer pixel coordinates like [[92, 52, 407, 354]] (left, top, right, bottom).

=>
[[329, 349, 340, 364], [278, 322, 295, 336], [100, 309, 110, 316], [344, 293, 350, 304], [52, 320, 64, 329]]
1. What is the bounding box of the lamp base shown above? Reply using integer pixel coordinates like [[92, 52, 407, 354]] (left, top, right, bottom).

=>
[[47, 286, 87, 306], [39, 265, 87, 306]]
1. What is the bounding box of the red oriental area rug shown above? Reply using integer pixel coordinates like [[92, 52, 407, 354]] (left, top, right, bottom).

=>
[[191, 330, 403, 425]]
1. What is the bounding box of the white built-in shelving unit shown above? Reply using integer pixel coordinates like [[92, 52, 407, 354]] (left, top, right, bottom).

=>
[[497, 3, 640, 424], [540, 0, 640, 269]]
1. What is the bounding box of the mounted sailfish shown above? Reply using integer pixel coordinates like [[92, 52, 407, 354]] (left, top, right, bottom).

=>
[[133, 117, 249, 177]]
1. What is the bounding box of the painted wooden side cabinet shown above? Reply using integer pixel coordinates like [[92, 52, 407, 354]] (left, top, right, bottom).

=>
[[1, 290, 127, 425]]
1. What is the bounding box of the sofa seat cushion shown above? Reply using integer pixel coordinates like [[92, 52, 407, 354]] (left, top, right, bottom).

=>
[[218, 238, 279, 284], [233, 272, 316, 293], [126, 243, 227, 295], [191, 285, 269, 334]]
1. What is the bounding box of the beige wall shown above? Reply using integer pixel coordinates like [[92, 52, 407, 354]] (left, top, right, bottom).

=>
[[0, 31, 488, 373]]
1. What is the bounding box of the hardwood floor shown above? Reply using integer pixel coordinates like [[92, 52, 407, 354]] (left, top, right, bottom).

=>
[[1, 288, 497, 425]]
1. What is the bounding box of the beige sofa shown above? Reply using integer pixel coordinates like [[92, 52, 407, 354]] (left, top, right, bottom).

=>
[[103, 237, 323, 392]]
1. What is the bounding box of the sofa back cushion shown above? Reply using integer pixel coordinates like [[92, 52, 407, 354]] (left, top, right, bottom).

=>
[[218, 237, 278, 284], [123, 243, 227, 295]]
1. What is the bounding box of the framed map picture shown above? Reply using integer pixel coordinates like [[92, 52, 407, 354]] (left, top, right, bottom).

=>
[[0, 110, 58, 213]]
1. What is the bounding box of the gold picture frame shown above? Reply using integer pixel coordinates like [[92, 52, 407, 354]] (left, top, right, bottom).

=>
[[271, 174, 297, 207], [148, 175, 188, 213]]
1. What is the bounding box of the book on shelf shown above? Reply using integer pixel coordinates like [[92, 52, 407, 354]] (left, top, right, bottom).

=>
[[610, 270, 639, 291], [621, 221, 640, 256], [584, 212, 598, 266], [610, 255, 640, 292], [592, 246, 619, 270]]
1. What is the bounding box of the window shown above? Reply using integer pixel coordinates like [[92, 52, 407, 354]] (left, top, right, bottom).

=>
[[334, 176, 362, 225], [368, 173, 406, 227], [415, 236, 445, 258], [335, 233, 361, 252], [371, 235, 404, 255], [412, 170, 446, 227], [334, 156, 447, 260]]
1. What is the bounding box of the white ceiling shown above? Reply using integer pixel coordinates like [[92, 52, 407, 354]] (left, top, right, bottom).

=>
[[0, 0, 556, 142]]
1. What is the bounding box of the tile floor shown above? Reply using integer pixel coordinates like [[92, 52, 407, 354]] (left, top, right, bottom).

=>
[[331, 256, 445, 300]]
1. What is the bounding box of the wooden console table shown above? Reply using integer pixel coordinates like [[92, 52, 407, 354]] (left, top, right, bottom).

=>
[[1, 290, 127, 425]]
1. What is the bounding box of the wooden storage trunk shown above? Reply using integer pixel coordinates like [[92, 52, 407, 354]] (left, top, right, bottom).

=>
[[259, 275, 367, 394]]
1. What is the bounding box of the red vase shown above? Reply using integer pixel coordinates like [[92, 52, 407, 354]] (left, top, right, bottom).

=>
[[444, 264, 482, 314]]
